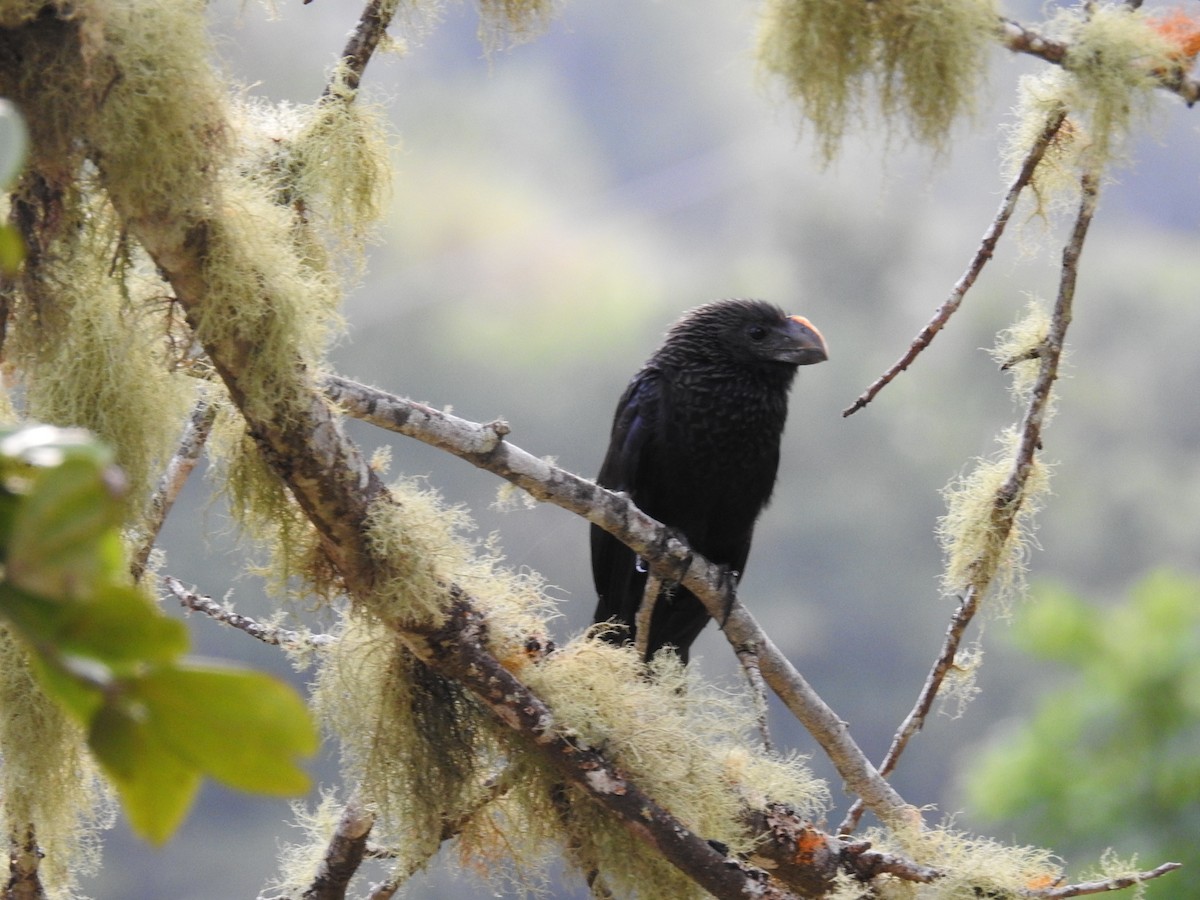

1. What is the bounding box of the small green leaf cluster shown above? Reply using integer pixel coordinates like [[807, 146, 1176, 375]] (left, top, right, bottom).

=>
[[0, 425, 316, 845]]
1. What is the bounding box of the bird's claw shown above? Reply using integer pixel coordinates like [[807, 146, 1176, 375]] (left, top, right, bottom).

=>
[[718, 567, 741, 627]]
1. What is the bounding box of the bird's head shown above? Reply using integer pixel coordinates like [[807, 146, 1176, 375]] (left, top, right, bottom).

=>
[[664, 298, 828, 370]]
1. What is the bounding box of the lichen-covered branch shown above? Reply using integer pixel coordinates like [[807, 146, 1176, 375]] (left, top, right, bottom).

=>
[[6, 825, 46, 900], [1040, 862, 1182, 898], [292, 797, 375, 900], [166, 577, 335, 652], [328, 0, 400, 95], [841, 169, 1100, 836], [997, 15, 1200, 105], [322, 374, 913, 828]]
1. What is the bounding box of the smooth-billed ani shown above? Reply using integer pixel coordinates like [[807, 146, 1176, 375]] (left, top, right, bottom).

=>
[[591, 298, 828, 662]]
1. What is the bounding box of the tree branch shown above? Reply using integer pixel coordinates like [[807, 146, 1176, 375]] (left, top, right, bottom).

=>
[[5, 826, 46, 900], [299, 797, 375, 900], [322, 374, 913, 828], [843, 106, 1068, 417], [107, 172, 803, 900], [327, 0, 400, 95], [837, 585, 980, 834]]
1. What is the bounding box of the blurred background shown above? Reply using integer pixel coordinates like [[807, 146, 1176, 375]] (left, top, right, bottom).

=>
[[93, 1, 1200, 897]]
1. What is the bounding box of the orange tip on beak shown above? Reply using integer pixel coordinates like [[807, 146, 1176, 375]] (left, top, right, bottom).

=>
[[789, 315, 828, 354]]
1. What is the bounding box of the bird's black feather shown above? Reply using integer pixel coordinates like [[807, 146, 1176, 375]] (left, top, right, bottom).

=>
[[591, 298, 827, 662]]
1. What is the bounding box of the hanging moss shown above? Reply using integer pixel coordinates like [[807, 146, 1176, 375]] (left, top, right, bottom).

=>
[[309, 611, 493, 879], [8, 192, 195, 516], [757, 0, 997, 160], [494, 641, 828, 897], [0, 631, 114, 900], [476, 0, 561, 53]]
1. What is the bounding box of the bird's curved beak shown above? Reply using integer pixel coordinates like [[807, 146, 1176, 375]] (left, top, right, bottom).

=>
[[779, 315, 829, 366]]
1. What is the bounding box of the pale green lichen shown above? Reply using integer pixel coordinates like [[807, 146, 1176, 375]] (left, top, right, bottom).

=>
[[757, 0, 997, 160], [939, 302, 1056, 612], [204, 399, 327, 602], [866, 821, 1063, 898], [310, 612, 493, 878], [8, 192, 195, 516], [476, 0, 561, 53], [500, 641, 827, 898], [1005, 4, 1178, 215], [85, 0, 231, 223]]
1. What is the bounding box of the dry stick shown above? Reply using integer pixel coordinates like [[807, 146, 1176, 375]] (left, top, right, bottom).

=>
[[843, 107, 1068, 417], [166, 576, 335, 652], [323, 376, 912, 827], [836, 585, 979, 834], [1041, 862, 1182, 899], [840, 169, 1101, 836], [130, 393, 217, 582]]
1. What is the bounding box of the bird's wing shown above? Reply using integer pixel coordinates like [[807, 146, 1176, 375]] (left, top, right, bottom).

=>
[[595, 366, 663, 494], [591, 367, 665, 632]]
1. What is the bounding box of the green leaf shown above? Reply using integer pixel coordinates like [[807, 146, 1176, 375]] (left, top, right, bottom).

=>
[[0, 581, 187, 669], [58, 584, 189, 667], [132, 663, 316, 795], [25, 651, 106, 724], [88, 701, 202, 844], [6, 456, 125, 599], [0, 224, 23, 275]]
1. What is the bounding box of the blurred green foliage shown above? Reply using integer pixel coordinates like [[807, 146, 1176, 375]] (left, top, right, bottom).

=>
[[965, 571, 1200, 896], [0, 426, 316, 844]]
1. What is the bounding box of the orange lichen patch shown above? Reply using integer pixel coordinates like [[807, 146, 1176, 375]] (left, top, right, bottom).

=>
[[1025, 872, 1060, 890], [1149, 9, 1200, 61], [793, 826, 828, 865]]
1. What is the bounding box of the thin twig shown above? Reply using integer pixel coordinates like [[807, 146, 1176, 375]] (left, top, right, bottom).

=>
[[841, 169, 1100, 835], [322, 375, 912, 828], [633, 572, 662, 661], [837, 586, 979, 834], [734, 640, 773, 753], [165, 576, 335, 651], [327, 0, 401, 96], [130, 393, 217, 582], [844, 107, 1068, 417], [1036, 862, 1181, 898]]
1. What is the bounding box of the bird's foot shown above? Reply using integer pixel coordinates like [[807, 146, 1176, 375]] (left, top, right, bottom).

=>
[[717, 567, 741, 626]]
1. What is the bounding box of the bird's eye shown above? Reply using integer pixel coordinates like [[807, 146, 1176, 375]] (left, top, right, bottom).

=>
[[747, 325, 768, 342]]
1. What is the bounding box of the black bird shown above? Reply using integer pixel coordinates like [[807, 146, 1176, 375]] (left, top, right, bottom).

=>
[[591, 298, 828, 663]]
